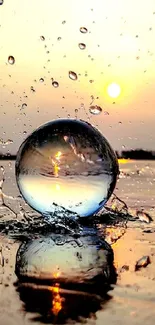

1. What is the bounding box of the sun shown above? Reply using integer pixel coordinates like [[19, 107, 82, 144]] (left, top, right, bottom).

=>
[[107, 83, 121, 98]]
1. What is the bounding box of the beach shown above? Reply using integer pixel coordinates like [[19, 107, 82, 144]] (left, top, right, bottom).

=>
[[0, 159, 155, 325]]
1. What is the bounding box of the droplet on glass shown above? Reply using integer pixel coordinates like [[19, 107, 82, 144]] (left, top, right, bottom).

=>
[[21, 103, 27, 109], [8, 56, 15, 65], [52, 81, 59, 88], [0, 0, 4, 4], [57, 37, 61, 41], [80, 27, 88, 34], [62, 20, 66, 24], [78, 43, 86, 50], [69, 71, 78, 80], [39, 78, 44, 83], [89, 105, 102, 115], [104, 111, 109, 115], [15, 118, 118, 218], [40, 36, 45, 41]]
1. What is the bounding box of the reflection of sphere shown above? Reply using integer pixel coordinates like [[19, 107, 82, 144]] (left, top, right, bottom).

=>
[[15, 119, 118, 217], [15, 234, 114, 287]]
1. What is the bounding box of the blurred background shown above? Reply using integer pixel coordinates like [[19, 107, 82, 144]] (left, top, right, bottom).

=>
[[0, 0, 155, 156]]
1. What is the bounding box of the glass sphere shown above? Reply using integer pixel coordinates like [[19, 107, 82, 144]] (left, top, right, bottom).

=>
[[15, 119, 118, 217]]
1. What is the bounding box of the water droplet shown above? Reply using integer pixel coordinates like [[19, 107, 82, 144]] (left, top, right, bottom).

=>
[[69, 71, 78, 80], [5, 139, 13, 145], [40, 35, 45, 41], [78, 43, 86, 50], [8, 56, 15, 65], [0, 166, 4, 172], [62, 20, 66, 24], [39, 78, 44, 83], [15, 119, 118, 218], [104, 111, 109, 115], [89, 80, 94, 83], [57, 37, 61, 41], [75, 108, 78, 113], [21, 103, 27, 109], [0, 0, 4, 5], [80, 27, 88, 34], [30, 86, 35, 93], [89, 105, 102, 115], [52, 81, 59, 88]]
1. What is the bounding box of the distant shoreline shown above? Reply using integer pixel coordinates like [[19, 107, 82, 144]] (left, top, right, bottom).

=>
[[1, 150, 155, 161]]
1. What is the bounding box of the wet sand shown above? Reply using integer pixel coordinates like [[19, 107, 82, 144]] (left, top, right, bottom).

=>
[[0, 160, 155, 324]]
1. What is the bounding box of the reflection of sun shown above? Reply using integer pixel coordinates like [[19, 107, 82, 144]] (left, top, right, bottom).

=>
[[50, 283, 63, 316], [107, 83, 121, 98]]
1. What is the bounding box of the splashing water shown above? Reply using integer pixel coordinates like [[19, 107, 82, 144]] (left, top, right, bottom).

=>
[[15, 119, 118, 220]]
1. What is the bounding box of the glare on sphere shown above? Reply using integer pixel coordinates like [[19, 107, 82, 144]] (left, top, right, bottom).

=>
[[15, 119, 118, 217]]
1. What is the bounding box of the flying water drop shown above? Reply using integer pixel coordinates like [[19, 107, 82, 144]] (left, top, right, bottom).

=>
[[39, 78, 44, 83], [89, 105, 102, 115], [15, 119, 118, 219], [52, 81, 59, 88], [8, 56, 15, 65], [21, 103, 27, 110], [69, 71, 78, 80], [78, 43, 86, 50], [80, 27, 88, 33]]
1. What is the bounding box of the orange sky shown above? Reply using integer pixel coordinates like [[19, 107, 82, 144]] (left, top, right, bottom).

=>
[[0, 0, 155, 154]]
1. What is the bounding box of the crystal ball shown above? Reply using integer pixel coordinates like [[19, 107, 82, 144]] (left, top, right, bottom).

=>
[[15, 119, 118, 217]]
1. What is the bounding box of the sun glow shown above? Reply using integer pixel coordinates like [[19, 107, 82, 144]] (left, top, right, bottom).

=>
[[107, 83, 121, 98]]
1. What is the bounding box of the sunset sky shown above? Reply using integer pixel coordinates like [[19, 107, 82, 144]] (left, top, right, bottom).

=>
[[1, 0, 155, 154]]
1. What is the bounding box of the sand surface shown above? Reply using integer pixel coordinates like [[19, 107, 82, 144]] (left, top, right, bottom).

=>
[[0, 160, 155, 325]]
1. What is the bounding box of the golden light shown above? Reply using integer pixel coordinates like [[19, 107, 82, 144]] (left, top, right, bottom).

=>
[[52, 159, 60, 177], [55, 151, 62, 160], [50, 283, 63, 316], [107, 83, 121, 98]]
